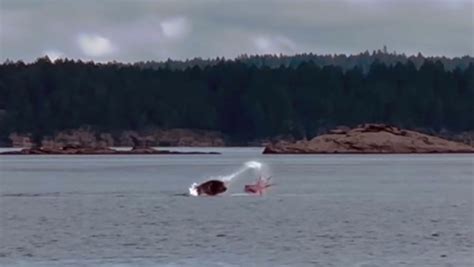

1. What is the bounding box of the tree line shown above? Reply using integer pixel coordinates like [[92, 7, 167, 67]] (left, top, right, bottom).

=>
[[133, 49, 474, 73], [0, 55, 473, 143]]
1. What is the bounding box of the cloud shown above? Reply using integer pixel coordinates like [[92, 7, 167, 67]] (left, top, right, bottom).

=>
[[43, 50, 64, 61], [77, 33, 116, 57], [160, 16, 191, 40], [254, 35, 298, 54], [0, 0, 472, 62]]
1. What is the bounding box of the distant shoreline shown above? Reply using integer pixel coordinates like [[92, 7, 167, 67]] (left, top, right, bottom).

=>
[[2, 125, 474, 155], [1, 147, 473, 156], [0, 145, 225, 155]]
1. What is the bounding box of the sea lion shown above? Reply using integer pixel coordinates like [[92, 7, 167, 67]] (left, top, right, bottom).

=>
[[195, 180, 227, 196]]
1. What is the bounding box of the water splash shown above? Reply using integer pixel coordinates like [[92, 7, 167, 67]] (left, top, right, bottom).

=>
[[245, 161, 262, 169], [188, 161, 264, 196], [221, 161, 262, 182], [188, 183, 199, 196]]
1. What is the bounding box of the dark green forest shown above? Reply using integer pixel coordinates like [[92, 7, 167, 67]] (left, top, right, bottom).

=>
[[0, 53, 473, 144]]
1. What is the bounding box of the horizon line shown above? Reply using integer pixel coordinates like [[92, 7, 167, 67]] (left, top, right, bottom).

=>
[[2, 49, 473, 65]]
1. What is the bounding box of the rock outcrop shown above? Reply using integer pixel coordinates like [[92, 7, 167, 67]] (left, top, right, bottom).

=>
[[263, 124, 474, 154], [9, 133, 35, 148], [8, 128, 226, 148]]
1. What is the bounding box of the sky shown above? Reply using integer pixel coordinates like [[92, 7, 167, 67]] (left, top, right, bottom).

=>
[[0, 0, 473, 62]]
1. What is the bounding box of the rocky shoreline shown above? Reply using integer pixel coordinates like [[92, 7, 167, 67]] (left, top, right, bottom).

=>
[[1, 128, 226, 155], [7, 128, 227, 148], [3, 125, 474, 155], [0, 144, 220, 155], [263, 124, 474, 154]]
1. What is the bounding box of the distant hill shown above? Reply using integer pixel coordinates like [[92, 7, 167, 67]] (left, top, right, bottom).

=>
[[0, 52, 473, 145]]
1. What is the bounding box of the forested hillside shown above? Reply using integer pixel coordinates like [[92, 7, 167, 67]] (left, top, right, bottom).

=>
[[0, 54, 473, 144]]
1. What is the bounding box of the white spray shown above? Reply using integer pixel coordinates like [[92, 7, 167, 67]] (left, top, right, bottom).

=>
[[221, 161, 262, 182], [188, 160, 263, 196]]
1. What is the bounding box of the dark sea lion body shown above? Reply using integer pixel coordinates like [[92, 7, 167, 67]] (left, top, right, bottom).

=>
[[196, 180, 227, 196]]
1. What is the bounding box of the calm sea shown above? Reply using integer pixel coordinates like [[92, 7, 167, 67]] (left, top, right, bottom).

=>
[[0, 148, 473, 266]]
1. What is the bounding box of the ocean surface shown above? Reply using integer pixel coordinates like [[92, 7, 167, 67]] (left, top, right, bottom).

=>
[[0, 148, 473, 267]]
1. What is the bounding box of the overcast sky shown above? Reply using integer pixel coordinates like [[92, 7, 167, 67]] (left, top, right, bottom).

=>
[[1, 0, 473, 62]]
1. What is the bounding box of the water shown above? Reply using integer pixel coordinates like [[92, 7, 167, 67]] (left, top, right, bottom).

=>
[[0, 148, 473, 266]]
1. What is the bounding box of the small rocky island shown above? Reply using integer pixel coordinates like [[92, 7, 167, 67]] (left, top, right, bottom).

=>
[[263, 124, 474, 154]]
